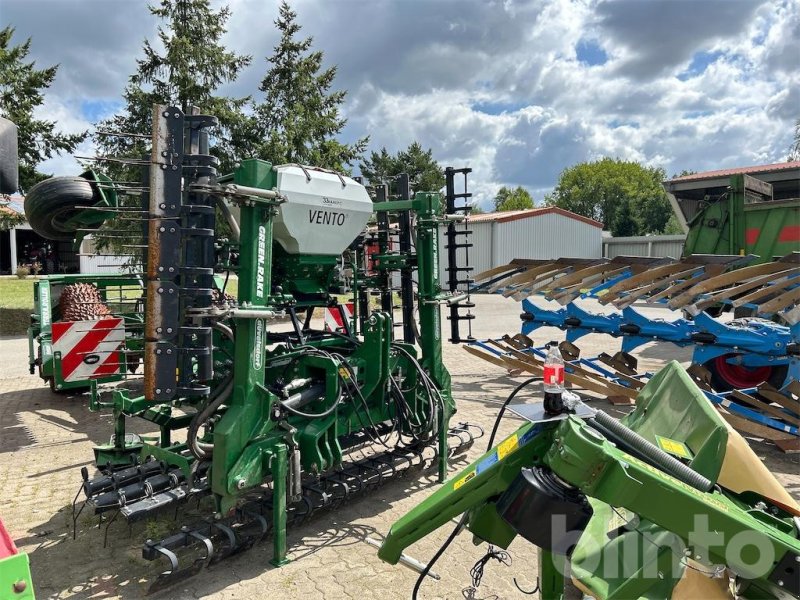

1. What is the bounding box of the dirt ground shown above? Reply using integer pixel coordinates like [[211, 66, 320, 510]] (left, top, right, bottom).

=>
[[0, 295, 797, 599]]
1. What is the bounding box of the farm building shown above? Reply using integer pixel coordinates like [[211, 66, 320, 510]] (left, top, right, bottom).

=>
[[438, 206, 602, 280]]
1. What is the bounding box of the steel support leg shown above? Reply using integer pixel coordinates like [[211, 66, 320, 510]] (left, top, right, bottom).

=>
[[270, 444, 290, 567], [114, 410, 126, 451], [538, 549, 565, 600]]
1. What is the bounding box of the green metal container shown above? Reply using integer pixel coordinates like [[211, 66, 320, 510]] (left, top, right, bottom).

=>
[[665, 166, 800, 262]]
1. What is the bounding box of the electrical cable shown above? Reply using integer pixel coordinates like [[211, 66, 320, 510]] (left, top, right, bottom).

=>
[[221, 267, 230, 298], [411, 376, 540, 600], [468, 545, 511, 589]]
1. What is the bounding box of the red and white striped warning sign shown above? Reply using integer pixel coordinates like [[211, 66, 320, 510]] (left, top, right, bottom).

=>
[[51, 318, 125, 382], [324, 303, 354, 333]]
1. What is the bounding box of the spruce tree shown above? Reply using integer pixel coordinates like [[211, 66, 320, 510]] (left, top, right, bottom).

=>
[[247, 1, 367, 171], [0, 25, 85, 226], [96, 0, 252, 175], [93, 0, 251, 253]]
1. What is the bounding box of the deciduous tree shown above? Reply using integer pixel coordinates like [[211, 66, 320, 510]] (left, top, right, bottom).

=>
[[545, 158, 672, 235], [360, 142, 444, 194], [494, 185, 533, 211]]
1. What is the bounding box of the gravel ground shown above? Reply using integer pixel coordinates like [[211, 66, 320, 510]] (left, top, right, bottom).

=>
[[0, 295, 797, 599]]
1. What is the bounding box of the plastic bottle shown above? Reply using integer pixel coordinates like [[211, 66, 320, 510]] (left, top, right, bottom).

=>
[[543, 341, 565, 414], [543, 341, 565, 392]]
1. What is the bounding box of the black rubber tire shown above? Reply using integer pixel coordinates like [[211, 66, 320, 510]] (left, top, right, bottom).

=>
[[0, 117, 18, 194], [24, 176, 100, 240]]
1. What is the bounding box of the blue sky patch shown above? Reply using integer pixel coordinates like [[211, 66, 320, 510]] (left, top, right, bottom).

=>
[[80, 99, 123, 122], [677, 50, 724, 81], [471, 100, 527, 115], [575, 39, 608, 66], [683, 109, 713, 119], [608, 119, 640, 129]]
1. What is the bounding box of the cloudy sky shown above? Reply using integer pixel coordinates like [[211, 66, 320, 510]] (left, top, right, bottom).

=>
[[3, 0, 798, 209]]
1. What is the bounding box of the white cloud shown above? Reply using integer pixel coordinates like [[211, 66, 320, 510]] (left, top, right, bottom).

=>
[[3, 0, 798, 210]]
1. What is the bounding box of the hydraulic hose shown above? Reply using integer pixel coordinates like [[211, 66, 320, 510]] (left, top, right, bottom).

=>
[[591, 410, 712, 492], [187, 322, 235, 460]]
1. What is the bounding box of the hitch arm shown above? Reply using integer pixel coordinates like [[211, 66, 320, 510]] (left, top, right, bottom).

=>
[[378, 422, 551, 565]]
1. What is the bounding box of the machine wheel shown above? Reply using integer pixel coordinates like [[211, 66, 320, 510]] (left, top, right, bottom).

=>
[[24, 176, 100, 240], [704, 353, 788, 392]]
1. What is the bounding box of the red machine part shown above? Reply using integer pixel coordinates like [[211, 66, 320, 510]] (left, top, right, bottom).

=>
[[0, 517, 18, 560]]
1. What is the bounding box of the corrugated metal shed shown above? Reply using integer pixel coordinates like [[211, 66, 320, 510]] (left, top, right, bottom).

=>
[[668, 161, 800, 183], [603, 234, 685, 259], [438, 207, 603, 288], [79, 236, 136, 274]]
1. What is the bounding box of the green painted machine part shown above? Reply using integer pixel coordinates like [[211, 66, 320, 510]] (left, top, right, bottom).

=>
[[65, 106, 470, 590], [665, 170, 800, 262], [27, 274, 145, 393], [379, 361, 800, 599], [0, 519, 34, 600]]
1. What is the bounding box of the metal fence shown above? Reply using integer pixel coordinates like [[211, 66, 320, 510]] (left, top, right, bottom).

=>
[[603, 234, 685, 259]]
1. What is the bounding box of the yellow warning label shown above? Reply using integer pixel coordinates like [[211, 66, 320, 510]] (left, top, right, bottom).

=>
[[338, 367, 350, 380], [454, 471, 476, 490], [497, 434, 519, 460], [655, 435, 692, 459]]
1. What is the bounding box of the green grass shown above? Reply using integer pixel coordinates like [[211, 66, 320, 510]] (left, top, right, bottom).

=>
[[0, 277, 36, 335], [0, 276, 36, 309]]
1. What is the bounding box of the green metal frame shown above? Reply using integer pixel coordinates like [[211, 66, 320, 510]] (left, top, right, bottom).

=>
[[28, 274, 145, 392], [379, 361, 800, 599], [95, 158, 457, 567], [0, 552, 34, 600], [683, 174, 800, 261]]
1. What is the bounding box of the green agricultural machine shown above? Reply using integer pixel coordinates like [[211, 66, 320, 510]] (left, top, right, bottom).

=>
[[665, 165, 800, 262], [380, 361, 800, 599], [27, 274, 145, 392], [19, 105, 480, 591]]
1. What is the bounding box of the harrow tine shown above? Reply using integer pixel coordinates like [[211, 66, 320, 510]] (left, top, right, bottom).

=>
[[102, 509, 120, 548], [459, 422, 485, 440], [366, 455, 397, 481], [355, 461, 383, 490], [287, 495, 314, 525], [322, 478, 349, 508], [187, 528, 215, 562], [240, 509, 270, 541], [147, 548, 204, 595], [447, 431, 466, 456], [208, 521, 237, 563], [71, 483, 86, 540], [302, 482, 332, 509]]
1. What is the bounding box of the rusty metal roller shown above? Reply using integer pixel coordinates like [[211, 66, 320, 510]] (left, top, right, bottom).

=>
[[59, 283, 112, 321]]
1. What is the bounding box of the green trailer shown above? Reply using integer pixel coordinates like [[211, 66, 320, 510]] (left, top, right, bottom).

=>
[[665, 163, 800, 261], [27, 274, 144, 392]]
